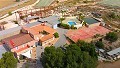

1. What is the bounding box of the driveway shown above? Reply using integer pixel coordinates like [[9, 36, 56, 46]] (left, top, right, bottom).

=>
[[36, 46, 44, 68], [0, 45, 7, 58], [54, 28, 68, 47]]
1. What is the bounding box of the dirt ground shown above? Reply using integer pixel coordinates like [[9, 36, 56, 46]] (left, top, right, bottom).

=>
[[0, 0, 37, 16], [0, 0, 16, 9], [97, 60, 120, 68]]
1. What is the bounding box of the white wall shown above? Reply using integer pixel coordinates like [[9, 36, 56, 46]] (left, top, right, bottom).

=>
[[53, 24, 58, 29]]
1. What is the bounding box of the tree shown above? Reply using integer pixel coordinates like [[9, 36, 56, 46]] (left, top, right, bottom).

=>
[[8, 12, 12, 16], [42, 46, 64, 68], [61, 10, 66, 18], [95, 41, 104, 49], [77, 40, 98, 59], [42, 43, 98, 68], [105, 32, 118, 42], [54, 32, 59, 38], [0, 52, 17, 68], [16, 0, 20, 2]]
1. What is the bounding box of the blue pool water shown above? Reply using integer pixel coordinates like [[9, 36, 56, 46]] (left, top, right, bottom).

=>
[[68, 21, 76, 26]]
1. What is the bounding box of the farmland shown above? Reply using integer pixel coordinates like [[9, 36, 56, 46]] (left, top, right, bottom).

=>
[[100, 0, 120, 7], [0, 0, 17, 9]]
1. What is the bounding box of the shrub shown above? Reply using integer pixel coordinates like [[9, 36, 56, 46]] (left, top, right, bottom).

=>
[[59, 23, 70, 29], [16, 0, 20, 2], [59, 18, 65, 23], [54, 32, 59, 38], [8, 12, 12, 15], [71, 25, 77, 29], [105, 32, 118, 42], [13, 21, 18, 24], [95, 41, 104, 49]]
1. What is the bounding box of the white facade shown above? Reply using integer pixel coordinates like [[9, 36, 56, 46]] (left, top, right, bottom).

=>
[[53, 24, 58, 29]]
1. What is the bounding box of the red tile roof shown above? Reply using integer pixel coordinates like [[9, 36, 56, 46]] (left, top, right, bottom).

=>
[[3, 33, 34, 49], [29, 24, 56, 35], [23, 24, 56, 42], [16, 45, 29, 53], [66, 25, 110, 42], [40, 34, 54, 42]]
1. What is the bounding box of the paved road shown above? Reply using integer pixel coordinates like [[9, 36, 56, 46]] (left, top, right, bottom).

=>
[[36, 46, 44, 68], [54, 28, 68, 47]]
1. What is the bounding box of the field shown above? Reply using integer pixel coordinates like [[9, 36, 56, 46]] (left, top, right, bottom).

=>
[[97, 60, 120, 68], [0, 0, 37, 16], [0, 0, 17, 9], [100, 0, 120, 7], [35, 0, 54, 7]]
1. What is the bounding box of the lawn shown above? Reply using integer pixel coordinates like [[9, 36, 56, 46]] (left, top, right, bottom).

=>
[[0, 0, 17, 9]]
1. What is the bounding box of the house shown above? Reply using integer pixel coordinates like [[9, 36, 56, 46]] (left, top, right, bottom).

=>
[[2, 33, 37, 59], [38, 15, 60, 29], [66, 25, 110, 43], [22, 23, 56, 47], [107, 47, 120, 60]]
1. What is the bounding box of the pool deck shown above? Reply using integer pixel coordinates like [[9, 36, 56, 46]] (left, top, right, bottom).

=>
[[62, 16, 80, 24]]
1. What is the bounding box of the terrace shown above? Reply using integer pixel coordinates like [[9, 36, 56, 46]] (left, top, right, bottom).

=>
[[66, 25, 110, 43]]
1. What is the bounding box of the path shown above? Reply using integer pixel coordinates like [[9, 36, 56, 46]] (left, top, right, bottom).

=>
[[54, 28, 68, 47]]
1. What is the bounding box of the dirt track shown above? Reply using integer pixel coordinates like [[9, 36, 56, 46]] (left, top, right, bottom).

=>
[[97, 60, 120, 68]]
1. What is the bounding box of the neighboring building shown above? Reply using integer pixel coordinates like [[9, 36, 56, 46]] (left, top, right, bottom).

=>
[[2, 33, 36, 59], [66, 25, 110, 43], [0, 26, 21, 40], [38, 15, 60, 29], [107, 47, 120, 60], [24, 16, 39, 23]]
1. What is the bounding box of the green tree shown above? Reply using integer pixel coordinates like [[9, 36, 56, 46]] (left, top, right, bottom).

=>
[[42, 43, 98, 68], [0, 52, 17, 68], [54, 32, 59, 38], [95, 41, 104, 48], [16, 0, 20, 2], [105, 32, 118, 42], [77, 40, 98, 59], [8, 12, 12, 16], [42, 46, 64, 68]]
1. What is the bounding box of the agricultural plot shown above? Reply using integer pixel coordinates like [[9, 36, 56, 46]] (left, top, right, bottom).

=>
[[35, 0, 54, 7], [99, 0, 120, 7], [0, 0, 17, 9]]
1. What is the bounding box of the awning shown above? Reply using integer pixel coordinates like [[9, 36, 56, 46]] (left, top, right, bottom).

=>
[[21, 50, 31, 58]]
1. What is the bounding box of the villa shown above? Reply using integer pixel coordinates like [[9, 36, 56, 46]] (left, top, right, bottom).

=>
[[22, 23, 56, 46]]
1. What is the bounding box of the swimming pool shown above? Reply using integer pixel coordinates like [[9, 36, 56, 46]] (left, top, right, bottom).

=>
[[68, 21, 76, 26], [83, 18, 100, 24]]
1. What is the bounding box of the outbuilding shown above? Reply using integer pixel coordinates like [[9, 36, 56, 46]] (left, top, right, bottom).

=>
[[38, 15, 60, 29]]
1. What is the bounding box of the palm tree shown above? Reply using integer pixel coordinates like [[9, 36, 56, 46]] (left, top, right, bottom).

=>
[[78, 12, 85, 22], [61, 10, 66, 18], [82, 21, 88, 27]]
